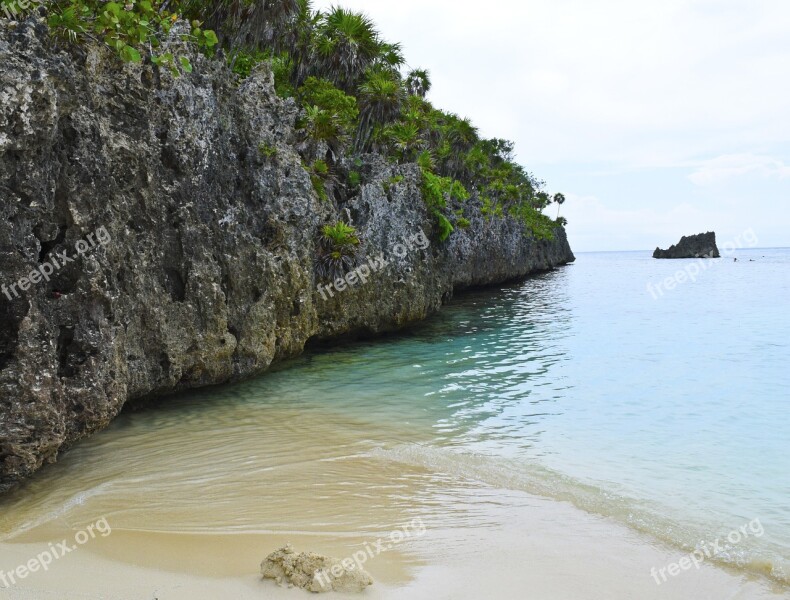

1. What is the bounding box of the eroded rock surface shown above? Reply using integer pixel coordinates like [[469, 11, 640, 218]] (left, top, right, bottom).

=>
[[261, 544, 373, 593], [0, 19, 575, 493]]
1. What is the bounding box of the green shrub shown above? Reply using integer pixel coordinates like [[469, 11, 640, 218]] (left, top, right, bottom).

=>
[[311, 178, 327, 202], [347, 170, 362, 188], [420, 168, 470, 242], [435, 212, 453, 242], [298, 103, 351, 156], [312, 159, 330, 177], [231, 50, 268, 79], [305, 159, 333, 202], [298, 77, 359, 133], [43, 0, 217, 70], [509, 202, 556, 241], [321, 221, 360, 248], [296, 78, 358, 154], [382, 174, 404, 193], [258, 143, 278, 160], [228, 51, 293, 96], [416, 150, 435, 172], [316, 221, 362, 280], [421, 170, 468, 210]]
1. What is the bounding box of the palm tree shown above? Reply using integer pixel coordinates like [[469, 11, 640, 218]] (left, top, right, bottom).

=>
[[279, 0, 322, 87], [405, 69, 431, 98], [377, 42, 406, 72], [313, 7, 384, 91], [554, 193, 566, 219], [356, 68, 405, 152], [191, 0, 303, 50], [439, 115, 478, 179], [447, 116, 479, 151], [383, 122, 423, 161]]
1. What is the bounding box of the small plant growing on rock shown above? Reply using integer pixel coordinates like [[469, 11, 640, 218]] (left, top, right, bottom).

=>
[[420, 168, 469, 242], [258, 143, 278, 160], [316, 221, 361, 280], [347, 170, 361, 189], [382, 174, 404, 194], [306, 159, 337, 202], [231, 49, 268, 79], [436, 213, 453, 242]]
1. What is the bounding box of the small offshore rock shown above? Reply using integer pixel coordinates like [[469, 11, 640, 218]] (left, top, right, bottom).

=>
[[653, 232, 720, 259], [261, 544, 373, 593]]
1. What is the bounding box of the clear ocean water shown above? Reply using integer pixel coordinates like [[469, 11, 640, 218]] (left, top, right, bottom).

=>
[[2, 247, 788, 587]]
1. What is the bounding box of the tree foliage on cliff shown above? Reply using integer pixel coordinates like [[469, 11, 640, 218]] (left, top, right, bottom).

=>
[[0, 0, 564, 241], [315, 221, 361, 279]]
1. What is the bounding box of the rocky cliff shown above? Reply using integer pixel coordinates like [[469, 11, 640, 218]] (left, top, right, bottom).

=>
[[0, 19, 574, 493], [653, 232, 720, 259]]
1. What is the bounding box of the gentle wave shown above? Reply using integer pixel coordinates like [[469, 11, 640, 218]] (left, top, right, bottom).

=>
[[371, 442, 790, 586], [0, 482, 114, 541]]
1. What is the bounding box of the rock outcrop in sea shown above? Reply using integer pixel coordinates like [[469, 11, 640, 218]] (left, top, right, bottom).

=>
[[653, 232, 720, 259], [0, 19, 575, 493]]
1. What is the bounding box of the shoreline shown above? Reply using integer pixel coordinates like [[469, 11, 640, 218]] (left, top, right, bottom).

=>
[[2, 251, 787, 598], [0, 486, 786, 599]]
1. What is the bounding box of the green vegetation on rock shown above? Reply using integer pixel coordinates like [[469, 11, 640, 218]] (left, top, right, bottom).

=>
[[316, 221, 361, 279], [1, 0, 567, 241]]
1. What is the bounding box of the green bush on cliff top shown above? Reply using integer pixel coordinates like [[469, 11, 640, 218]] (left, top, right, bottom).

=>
[[45, 0, 217, 69], [0, 0, 566, 242]]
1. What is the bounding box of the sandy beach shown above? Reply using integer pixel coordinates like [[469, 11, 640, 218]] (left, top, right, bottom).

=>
[[1, 483, 786, 600]]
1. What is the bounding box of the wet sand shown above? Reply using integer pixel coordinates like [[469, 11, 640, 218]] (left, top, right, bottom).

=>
[[1, 485, 785, 600]]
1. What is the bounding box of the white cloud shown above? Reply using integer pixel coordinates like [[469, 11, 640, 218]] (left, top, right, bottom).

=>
[[558, 194, 709, 251], [313, 0, 790, 164], [687, 154, 790, 186], [557, 191, 786, 252], [312, 0, 790, 250]]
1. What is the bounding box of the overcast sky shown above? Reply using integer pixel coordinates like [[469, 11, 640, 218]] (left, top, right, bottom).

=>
[[314, 0, 789, 251]]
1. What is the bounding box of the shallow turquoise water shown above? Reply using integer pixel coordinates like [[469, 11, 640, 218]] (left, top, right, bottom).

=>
[[224, 245, 788, 581], [278, 247, 790, 581], [2, 247, 788, 586]]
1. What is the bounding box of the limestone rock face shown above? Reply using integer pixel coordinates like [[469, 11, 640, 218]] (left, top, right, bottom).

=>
[[261, 544, 373, 593], [653, 232, 720, 259], [0, 19, 575, 492]]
